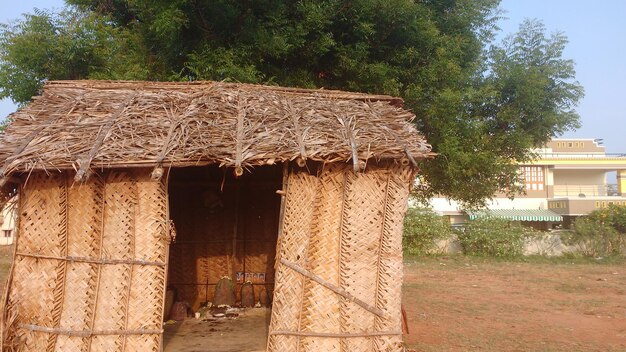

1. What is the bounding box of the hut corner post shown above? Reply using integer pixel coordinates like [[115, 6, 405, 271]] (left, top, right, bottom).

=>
[[273, 163, 290, 270]]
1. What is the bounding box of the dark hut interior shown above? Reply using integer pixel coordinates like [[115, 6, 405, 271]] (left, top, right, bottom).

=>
[[163, 165, 283, 351], [167, 165, 282, 311]]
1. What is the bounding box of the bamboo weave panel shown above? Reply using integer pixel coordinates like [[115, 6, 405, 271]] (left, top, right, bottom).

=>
[[267, 164, 411, 352], [267, 169, 320, 351], [3, 169, 168, 352]]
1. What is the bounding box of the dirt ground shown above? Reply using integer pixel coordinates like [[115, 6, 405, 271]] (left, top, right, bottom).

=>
[[1, 246, 625, 351], [0, 245, 12, 294], [403, 256, 626, 352], [163, 308, 270, 352]]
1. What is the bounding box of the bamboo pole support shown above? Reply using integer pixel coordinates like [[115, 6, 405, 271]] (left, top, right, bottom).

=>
[[280, 258, 386, 318]]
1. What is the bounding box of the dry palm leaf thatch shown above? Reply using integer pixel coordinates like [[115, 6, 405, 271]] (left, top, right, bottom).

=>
[[0, 80, 434, 183]]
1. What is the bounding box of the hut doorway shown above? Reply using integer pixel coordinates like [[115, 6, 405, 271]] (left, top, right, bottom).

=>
[[163, 165, 283, 351]]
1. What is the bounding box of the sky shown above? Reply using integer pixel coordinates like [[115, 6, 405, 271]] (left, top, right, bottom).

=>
[[497, 0, 626, 154], [1, 0, 625, 153]]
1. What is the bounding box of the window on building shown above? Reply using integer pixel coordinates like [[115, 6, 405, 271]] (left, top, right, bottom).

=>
[[3, 230, 11, 238], [522, 166, 544, 191], [568, 142, 573, 148]]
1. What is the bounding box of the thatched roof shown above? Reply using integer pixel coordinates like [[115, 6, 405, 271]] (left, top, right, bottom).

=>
[[0, 80, 433, 183]]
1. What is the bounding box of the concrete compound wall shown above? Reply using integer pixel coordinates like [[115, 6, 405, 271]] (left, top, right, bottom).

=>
[[431, 233, 578, 256]]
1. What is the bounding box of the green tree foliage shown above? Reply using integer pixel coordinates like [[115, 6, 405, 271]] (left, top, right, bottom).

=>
[[420, 19, 583, 205], [565, 205, 626, 257], [402, 207, 452, 256], [0, 1, 583, 206], [0, 8, 149, 104]]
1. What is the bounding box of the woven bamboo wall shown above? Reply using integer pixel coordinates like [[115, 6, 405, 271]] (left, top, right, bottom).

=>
[[2, 169, 169, 352], [167, 166, 281, 310], [267, 163, 412, 352]]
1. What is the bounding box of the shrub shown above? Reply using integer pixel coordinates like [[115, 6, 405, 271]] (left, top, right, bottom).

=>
[[402, 207, 452, 256], [563, 205, 626, 257], [456, 217, 536, 257]]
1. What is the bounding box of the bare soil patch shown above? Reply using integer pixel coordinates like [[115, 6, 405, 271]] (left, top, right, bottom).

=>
[[163, 308, 270, 352], [1, 245, 624, 351], [0, 245, 12, 294], [402, 256, 626, 352]]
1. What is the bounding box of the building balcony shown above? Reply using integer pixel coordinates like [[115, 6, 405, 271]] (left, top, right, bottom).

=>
[[552, 184, 618, 197], [527, 153, 626, 169], [537, 152, 626, 158]]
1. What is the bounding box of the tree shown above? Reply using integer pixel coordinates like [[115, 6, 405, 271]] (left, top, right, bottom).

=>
[[0, 8, 149, 104], [0, 1, 583, 207], [416, 19, 583, 205]]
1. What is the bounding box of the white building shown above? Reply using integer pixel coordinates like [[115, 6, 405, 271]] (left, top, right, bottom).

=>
[[431, 139, 626, 229], [0, 199, 17, 245]]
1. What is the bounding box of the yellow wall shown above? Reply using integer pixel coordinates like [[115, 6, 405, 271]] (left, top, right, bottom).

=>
[[618, 170, 626, 196]]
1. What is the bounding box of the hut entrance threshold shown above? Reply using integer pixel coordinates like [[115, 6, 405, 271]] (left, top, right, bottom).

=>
[[163, 165, 282, 351]]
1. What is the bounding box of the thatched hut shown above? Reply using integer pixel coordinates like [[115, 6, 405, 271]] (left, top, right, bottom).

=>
[[0, 80, 433, 352]]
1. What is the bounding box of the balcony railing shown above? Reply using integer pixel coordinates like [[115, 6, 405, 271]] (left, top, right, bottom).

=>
[[553, 184, 618, 197], [536, 152, 626, 158]]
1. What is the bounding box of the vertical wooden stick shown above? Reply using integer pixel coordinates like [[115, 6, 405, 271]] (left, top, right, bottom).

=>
[[274, 163, 289, 269], [231, 182, 240, 280], [86, 172, 106, 351], [159, 174, 172, 352]]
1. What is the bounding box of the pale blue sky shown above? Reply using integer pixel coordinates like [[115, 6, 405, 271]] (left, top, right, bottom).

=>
[[1, 0, 625, 153], [497, 0, 626, 153]]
